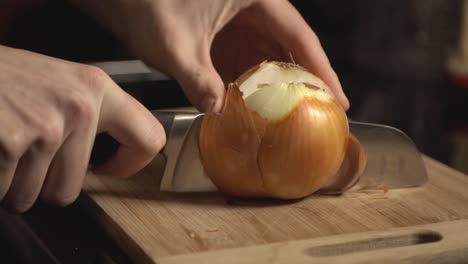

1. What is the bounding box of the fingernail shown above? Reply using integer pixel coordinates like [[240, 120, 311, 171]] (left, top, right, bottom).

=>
[[340, 93, 350, 111]]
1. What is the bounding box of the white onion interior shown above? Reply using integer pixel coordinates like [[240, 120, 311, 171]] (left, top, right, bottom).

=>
[[238, 62, 334, 99], [244, 83, 333, 122]]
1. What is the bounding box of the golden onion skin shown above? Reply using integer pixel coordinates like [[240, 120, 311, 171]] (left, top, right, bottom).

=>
[[318, 134, 367, 194], [258, 96, 349, 199], [199, 84, 268, 197]]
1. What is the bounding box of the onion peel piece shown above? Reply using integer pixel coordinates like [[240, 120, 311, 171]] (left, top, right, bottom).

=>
[[318, 134, 367, 194], [199, 83, 268, 197]]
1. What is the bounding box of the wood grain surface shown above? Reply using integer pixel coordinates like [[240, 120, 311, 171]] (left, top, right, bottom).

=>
[[82, 156, 468, 264], [158, 219, 468, 264]]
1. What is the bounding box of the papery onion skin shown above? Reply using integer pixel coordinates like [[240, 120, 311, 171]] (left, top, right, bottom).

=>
[[318, 134, 367, 195], [258, 96, 349, 199], [199, 84, 268, 197]]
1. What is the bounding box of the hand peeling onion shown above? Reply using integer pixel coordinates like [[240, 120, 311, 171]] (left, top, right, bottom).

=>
[[199, 61, 366, 199]]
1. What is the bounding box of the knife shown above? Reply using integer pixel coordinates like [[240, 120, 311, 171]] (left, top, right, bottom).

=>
[[149, 111, 428, 192], [91, 60, 428, 192]]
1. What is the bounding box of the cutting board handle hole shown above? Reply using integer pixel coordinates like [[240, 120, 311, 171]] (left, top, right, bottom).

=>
[[303, 231, 442, 257]]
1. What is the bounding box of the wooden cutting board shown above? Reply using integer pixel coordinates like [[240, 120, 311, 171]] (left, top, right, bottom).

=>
[[82, 156, 468, 264]]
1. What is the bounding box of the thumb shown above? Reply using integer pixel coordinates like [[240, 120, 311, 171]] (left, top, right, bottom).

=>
[[94, 86, 166, 178], [173, 50, 226, 113]]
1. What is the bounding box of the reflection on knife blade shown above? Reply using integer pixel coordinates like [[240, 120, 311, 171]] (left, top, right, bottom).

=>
[[157, 112, 428, 193]]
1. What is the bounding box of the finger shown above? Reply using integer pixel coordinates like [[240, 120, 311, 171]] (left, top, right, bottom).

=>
[[259, 1, 349, 110], [40, 129, 94, 207], [0, 114, 31, 205], [172, 47, 226, 112], [2, 146, 56, 213], [0, 155, 17, 202], [93, 87, 166, 178]]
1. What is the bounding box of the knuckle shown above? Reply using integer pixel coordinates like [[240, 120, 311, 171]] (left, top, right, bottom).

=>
[[76, 64, 109, 90], [66, 65, 107, 125], [65, 90, 96, 126], [36, 120, 63, 151], [0, 134, 25, 162]]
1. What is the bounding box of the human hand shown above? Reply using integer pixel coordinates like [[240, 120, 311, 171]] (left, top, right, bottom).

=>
[[0, 45, 165, 213], [73, 0, 349, 112]]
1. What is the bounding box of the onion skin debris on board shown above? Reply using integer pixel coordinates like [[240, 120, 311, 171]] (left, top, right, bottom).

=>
[[199, 61, 367, 199]]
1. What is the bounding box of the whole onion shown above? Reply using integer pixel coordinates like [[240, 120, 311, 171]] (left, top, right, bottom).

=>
[[199, 61, 366, 199]]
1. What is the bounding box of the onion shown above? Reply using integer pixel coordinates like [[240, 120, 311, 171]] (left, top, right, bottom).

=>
[[199, 61, 366, 199]]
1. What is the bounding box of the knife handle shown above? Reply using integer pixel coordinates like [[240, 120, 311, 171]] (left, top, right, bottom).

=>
[[90, 111, 175, 166]]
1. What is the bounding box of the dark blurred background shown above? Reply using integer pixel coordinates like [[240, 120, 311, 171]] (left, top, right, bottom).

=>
[[1, 0, 468, 263]]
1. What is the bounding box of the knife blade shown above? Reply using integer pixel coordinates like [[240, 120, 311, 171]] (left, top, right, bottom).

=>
[[155, 111, 428, 192]]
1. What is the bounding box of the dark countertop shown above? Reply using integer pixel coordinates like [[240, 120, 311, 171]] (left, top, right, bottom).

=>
[[1, 195, 132, 264]]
